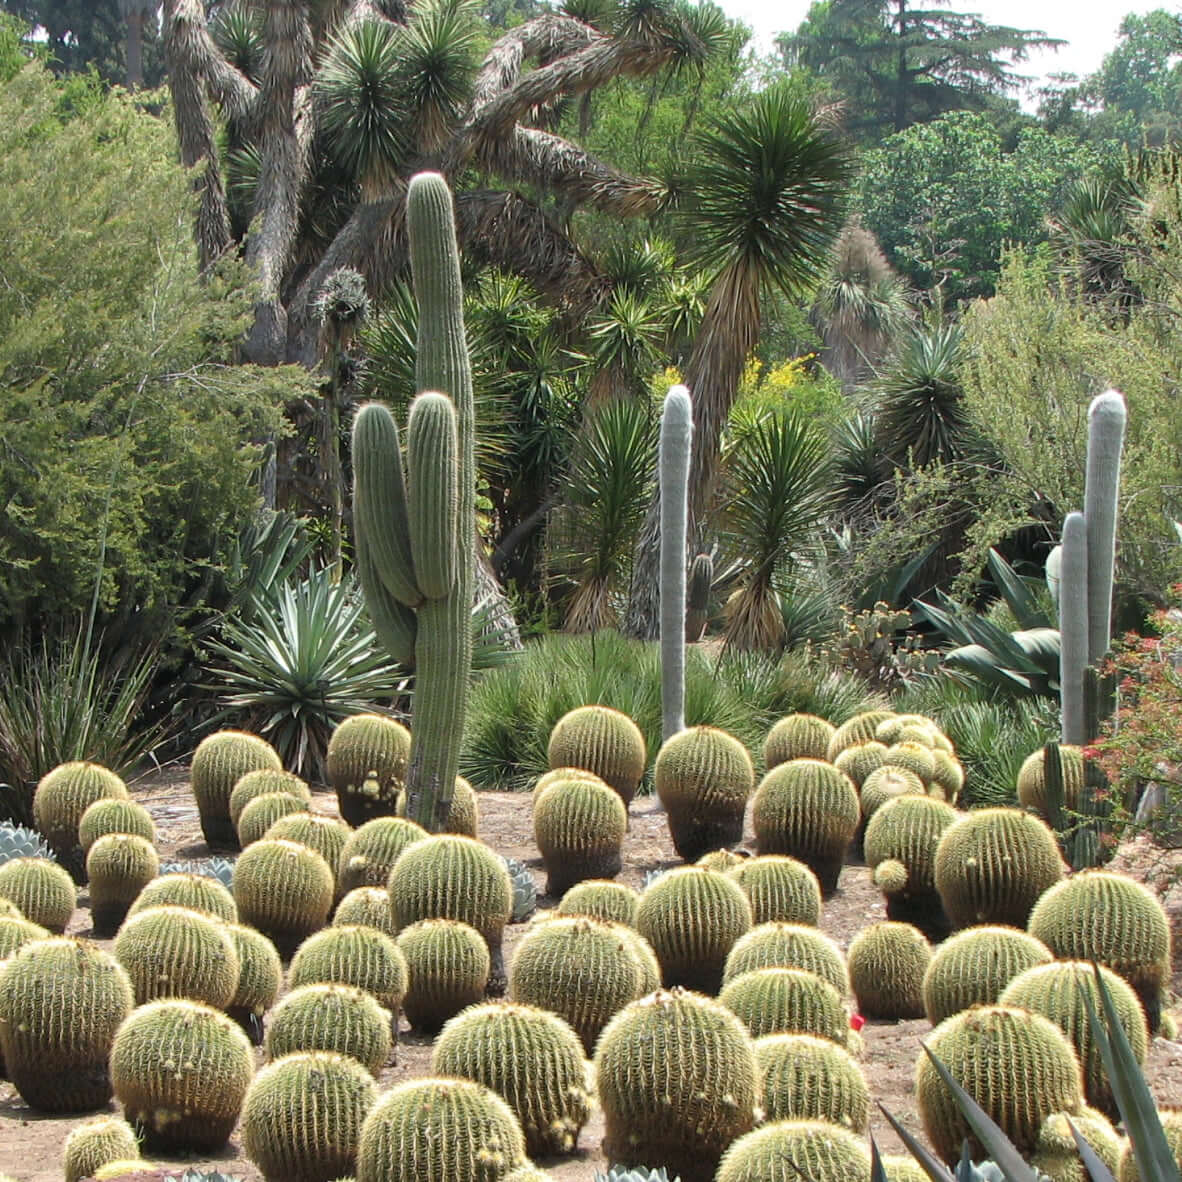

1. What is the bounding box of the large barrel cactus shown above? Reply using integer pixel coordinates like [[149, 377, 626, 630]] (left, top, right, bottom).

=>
[[396, 918, 491, 1033], [728, 855, 822, 927], [62, 1116, 141, 1182], [233, 838, 336, 955], [228, 768, 311, 829], [86, 833, 159, 936], [265, 982, 392, 1075], [722, 921, 848, 996], [288, 924, 409, 1013], [719, 967, 849, 1043], [847, 921, 930, 1020], [337, 816, 427, 895], [754, 1032, 869, 1130], [326, 713, 411, 827], [0, 856, 76, 932], [190, 730, 282, 849], [554, 879, 640, 927], [715, 1119, 872, 1182], [32, 760, 128, 881], [533, 775, 627, 895], [765, 714, 835, 768], [77, 798, 156, 855], [547, 705, 648, 810]]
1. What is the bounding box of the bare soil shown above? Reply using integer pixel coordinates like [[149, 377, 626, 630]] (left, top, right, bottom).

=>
[[2, 773, 1181, 1182]]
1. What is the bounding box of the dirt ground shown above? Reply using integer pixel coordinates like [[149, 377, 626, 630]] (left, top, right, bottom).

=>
[[2, 772, 1181, 1182]]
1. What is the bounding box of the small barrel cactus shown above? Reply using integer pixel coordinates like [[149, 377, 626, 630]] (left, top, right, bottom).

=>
[[63, 1115, 141, 1182], [882, 1156, 937, 1181], [764, 714, 836, 769], [128, 870, 237, 923], [242, 1050, 378, 1182], [264, 812, 351, 871], [922, 925, 1054, 1025], [595, 989, 757, 1182], [334, 886, 400, 937], [327, 713, 411, 828], [78, 798, 156, 855], [228, 768, 311, 828], [0, 936, 134, 1111], [0, 855, 76, 932], [234, 838, 335, 955], [719, 967, 849, 1043], [266, 982, 392, 1075], [396, 775, 479, 837], [751, 760, 859, 895], [110, 998, 254, 1151], [754, 1032, 869, 1129], [833, 741, 889, 790], [289, 924, 409, 1014], [190, 729, 282, 849], [728, 855, 821, 927], [1027, 869, 1172, 1033], [934, 808, 1065, 930], [237, 792, 308, 848], [534, 766, 608, 795], [86, 833, 159, 936], [696, 849, 747, 871], [555, 879, 640, 927], [354, 1077, 527, 1182], [1032, 1106, 1122, 1182], [847, 921, 931, 1019], [533, 775, 627, 895], [882, 742, 937, 784], [715, 1119, 871, 1182], [226, 921, 283, 1036], [917, 1005, 1084, 1164], [860, 765, 925, 822], [1017, 745, 1085, 820], [337, 816, 427, 896], [32, 760, 128, 880], [547, 705, 647, 810], [636, 865, 752, 995], [0, 913, 48, 959], [654, 726, 755, 862], [722, 921, 849, 997], [396, 918, 490, 1033], [432, 1001, 592, 1157], [826, 711, 897, 762], [929, 748, 965, 803]]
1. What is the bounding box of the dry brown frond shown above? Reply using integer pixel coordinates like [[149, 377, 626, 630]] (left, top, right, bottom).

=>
[[723, 583, 784, 652]]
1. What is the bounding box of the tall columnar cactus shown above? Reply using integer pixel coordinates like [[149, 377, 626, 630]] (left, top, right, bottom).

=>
[[1059, 511, 1089, 745], [659, 384, 692, 743], [1084, 390, 1126, 664], [352, 172, 475, 834]]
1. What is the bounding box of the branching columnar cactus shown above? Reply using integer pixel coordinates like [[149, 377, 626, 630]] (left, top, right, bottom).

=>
[[654, 727, 755, 861], [719, 967, 849, 1043], [352, 174, 476, 834], [396, 918, 491, 1033], [594, 989, 758, 1182], [751, 759, 859, 895], [128, 871, 237, 923], [266, 983, 392, 1075], [636, 865, 752, 995], [32, 761, 129, 880], [533, 775, 628, 895], [190, 730, 282, 850], [334, 886, 400, 937], [715, 1119, 872, 1182], [916, 1005, 1085, 1164], [226, 921, 283, 1037], [228, 769, 311, 829], [0, 937, 134, 1111], [847, 921, 931, 1019], [326, 714, 411, 828], [78, 798, 156, 855], [233, 838, 336, 955], [825, 711, 897, 763], [754, 1032, 869, 1130], [1000, 960, 1148, 1118], [63, 1116, 142, 1182], [337, 817, 427, 896], [242, 1051, 378, 1182], [723, 922, 849, 996], [110, 999, 254, 1151], [1027, 870, 1172, 1033], [555, 879, 640, 927], [289, 924, 409, 1014], [764, 714, 836, 768], [0, 855, 76, 931], [354, 1077, 527, 1182], [237, 792, 308, 848], [432, 1002, 592, 1157], [922, 925, 1054, 1025], [659, 385, 693, 743], [87, 833, 159, 936], [933, 808, 1065, 929], [728, 855, 822, 927], [1032, 1107, 1122, 1182], [547, 706, 648, 810], [685, 552, 713, 643], [264, 812, 351, 871]]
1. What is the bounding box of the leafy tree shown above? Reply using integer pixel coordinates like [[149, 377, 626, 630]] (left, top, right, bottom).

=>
[[781, 0, 1062, 139]]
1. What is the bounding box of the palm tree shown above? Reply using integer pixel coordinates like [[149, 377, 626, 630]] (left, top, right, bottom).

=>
[[624, 84, 852, 638]]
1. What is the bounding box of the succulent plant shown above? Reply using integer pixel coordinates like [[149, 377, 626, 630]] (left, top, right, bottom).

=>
[[86, 833, 159, 935], [881, 1155, 938, 1181], [237, 792, 308, 847], [110, 998, 254, 1151], [826, 711, 897, 762], [1027, 869, 1172, 1033], [0, 936, 134, 1111], [354, 1077, 527, 1182], [0, 913, 49, 960], [396, 775, 480, 837], [63, 1116, 141, 1182], [833, 741, 889, 789], [636, 865, 752, 994], [596, 1168, 679, 1182], [1031, 1107, 1122, 1182], [225, 921, 283, 1039], [396, 918, 491, 1033], [501, 857, 537, 923], [533, 766, 608, 795], [934, 807, 1065, 930], [130, 870, 237, 922], [508, 915, 652, 1054], [555, 879, 639, 927], [533, 775, 628, 895], [1117, 1108, 1182, 1181], [337, 815, 424, 889], [715, 1118, 872, 1182], [326, 713, 411, 828], [432, 1001, 592, 1157], [32, 760, 128, 880], [654, 727, 755, 862], [334, 886, 400, 937], [928, 748, 965, 803], [917, 1004, 1085, 1164], [859, 765, 925, 821], [506, 1166, 554, 1182], [764, 714, 836, 769], [242, 1051, 378, 1182], [922, 924, 1054, 1025], [875, 714, 938, 746], [265, 982, 392, 1075], [289, 923, 409, 1013], [722, 921, 848, 996], [1017, 745, 1086, 819], [847, 921, 930, 1019], [751, 759, 859, 895], [190, 730, 282, 849], [234, 838, 335, 955], [659, 385, 692, 742], [0, 855, 76, 931], [595, 989, 757, 1182], [263, 812, 351, 870], [727, 855, 821, 927], [78, 798, 156, 855], [0, 820, 56, 866], [754, 1032, 869, 1130], [882, 741, 937, 783], [547, 705, 648, 810], [228, 768, 312, 829], [696, 849, 747, 871], [155, 858, 235, 891], [719, 967, 849, 1043]]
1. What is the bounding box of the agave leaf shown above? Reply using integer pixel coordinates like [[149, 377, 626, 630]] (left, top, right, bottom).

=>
[[987, 550, 1051, 632], [877, 1103, 957, 1182], [1066, 1117, 1117, 1182], [872, 1136, 891, 1182]]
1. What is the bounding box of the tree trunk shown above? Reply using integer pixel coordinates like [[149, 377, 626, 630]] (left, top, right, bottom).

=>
[[126, 9, 144, 90]]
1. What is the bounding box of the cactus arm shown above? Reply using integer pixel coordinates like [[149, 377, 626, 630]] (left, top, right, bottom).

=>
[[659, 385, 693, 743], [407, 392, 459, 600], [1059, 512, 1088, 746], [354, 526, 418, 669], [1083, 390, 1126, 664]]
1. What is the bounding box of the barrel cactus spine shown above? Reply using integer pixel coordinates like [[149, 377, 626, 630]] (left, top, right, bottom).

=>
[[533, 775, 627, 895], [86, 833, 159, 936], [1116, 1108, 1182, 1181], [833, 740, 888, 789], [1018, 744, 1086, 818], [765, 714, 836, 768], [266, 982, 392, 1075], [190, 730, 282, 849], [288, 924, 409, 1015], [32, 761, 128, 882], [659, 384, 692, 744], [326, 713, 411, 828], [547, 705, 648, 810], [228, 768, 311, 829]]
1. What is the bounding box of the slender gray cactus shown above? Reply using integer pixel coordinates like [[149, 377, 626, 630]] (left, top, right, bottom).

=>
[[1083, 389, 1126, 664], [1058, 512, 1088, 745], [659, 385, 693, 743]]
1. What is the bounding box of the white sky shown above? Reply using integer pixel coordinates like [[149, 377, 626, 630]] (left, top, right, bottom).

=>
[[721, 0, 1176, 98]]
